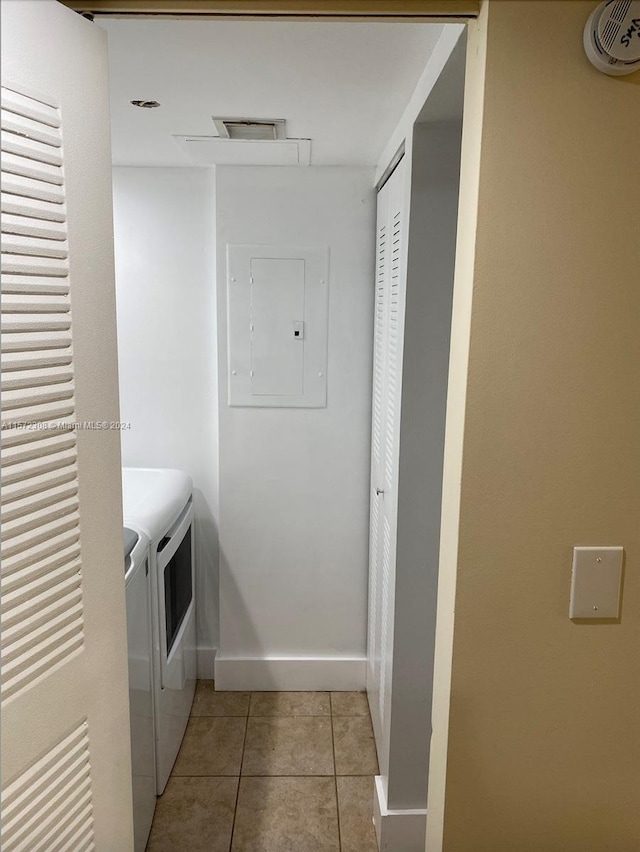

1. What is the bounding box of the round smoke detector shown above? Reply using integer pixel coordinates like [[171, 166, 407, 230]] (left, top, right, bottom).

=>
[[584, 0, 640, 75]]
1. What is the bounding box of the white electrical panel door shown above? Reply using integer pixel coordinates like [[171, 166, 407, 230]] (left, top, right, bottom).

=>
[[251, 258, 305, 396], [227, 245, 328, 407]]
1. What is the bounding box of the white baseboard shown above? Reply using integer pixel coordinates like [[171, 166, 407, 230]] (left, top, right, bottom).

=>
[[373, 775, 427, 852], [196, 646, 217, 680], [214, 656, 367, 691]]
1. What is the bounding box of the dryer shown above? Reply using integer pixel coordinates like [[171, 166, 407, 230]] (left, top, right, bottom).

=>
[[122, 468, 197, 794]]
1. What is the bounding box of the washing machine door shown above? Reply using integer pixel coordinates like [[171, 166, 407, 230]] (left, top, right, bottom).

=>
[[153, 501, 197, 793], [156, 500, 196, 691]]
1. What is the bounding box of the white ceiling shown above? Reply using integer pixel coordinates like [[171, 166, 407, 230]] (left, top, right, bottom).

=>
[[98, 19, 444, 167]]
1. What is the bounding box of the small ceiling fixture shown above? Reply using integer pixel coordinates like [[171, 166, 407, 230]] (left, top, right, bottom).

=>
[[131, 100, 161, 109], [212, 117, 287, 141], [583, 0, 640, 76]]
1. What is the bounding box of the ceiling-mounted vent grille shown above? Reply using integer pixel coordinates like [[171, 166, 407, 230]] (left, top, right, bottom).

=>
[[212, 117, 286, 141]]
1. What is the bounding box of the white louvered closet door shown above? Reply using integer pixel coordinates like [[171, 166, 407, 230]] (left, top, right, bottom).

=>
[[367, 178, 390, 751], [366, 157, 407, 775], [1, 2, 133, 850]]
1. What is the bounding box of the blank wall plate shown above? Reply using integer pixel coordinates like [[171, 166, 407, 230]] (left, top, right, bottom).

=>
[[569, 546, 623, 619]]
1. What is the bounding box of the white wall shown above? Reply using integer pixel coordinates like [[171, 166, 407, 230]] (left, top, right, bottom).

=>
[[112, 167, 219, 664], [215, 166, 375, 689]]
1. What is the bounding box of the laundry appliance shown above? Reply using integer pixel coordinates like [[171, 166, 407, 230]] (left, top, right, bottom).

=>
[[124, 526, 155, 850], [122, 468, 196, 794]]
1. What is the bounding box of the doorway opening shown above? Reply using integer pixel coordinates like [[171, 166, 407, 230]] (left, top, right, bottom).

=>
[[103, 13, 466, 850], [0, 5, 468, 849]]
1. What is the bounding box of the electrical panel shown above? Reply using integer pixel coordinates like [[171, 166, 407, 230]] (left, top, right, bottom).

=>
[[227, 245, 329, 407]]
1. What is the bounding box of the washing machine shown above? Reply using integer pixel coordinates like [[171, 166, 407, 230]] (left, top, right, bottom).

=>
[[124, 526, 156, 851], [122, 468, 197, 794]]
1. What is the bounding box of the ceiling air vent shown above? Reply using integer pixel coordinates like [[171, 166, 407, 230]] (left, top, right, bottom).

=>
[[212, 117, 287, 141]]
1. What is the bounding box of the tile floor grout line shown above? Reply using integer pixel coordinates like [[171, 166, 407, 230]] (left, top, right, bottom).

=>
[[329, 694, 343, 852], [228, 699, 251, 852], [233, 773, 365, 778], [170, 773, 368, 778]]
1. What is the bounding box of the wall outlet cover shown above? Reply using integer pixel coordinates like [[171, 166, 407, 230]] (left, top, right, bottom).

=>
[[569, 546, 623, 619]]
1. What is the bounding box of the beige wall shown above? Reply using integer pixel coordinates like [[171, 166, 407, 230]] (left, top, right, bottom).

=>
[[437, 2, 640, 850]]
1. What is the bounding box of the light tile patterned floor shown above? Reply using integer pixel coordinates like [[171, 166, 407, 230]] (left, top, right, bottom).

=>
[[146, 684, 379, 852]]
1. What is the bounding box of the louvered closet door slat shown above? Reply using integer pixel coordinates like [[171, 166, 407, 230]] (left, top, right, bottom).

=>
[[1, 543, 82, 601], [0, 132, 64, 168], [1, 193, 67, 222], [1, 420, 72, 449], [2, 315, 71, 336], [3, 292, 71, 313], [2, 330, 73, 356], [2, 233, 68, 258], [2, 491, 78, 544], [2, 355, 73, 380], [1, 454, 78, 504], [2, 364, 74, 391], [1, 109, 62, 149], [1, 173, 65, 206], [1, 151, 63, 186], [2, 214, 67, 242], [2, 276, 70, 297], [2, 384, 75, 412], [1, 484, 79, 536], [1, 87, 61, 129], [2, 253, 69, 276]]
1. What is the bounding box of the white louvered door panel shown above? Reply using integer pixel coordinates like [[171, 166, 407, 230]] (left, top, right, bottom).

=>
[[1, 86, 82, 706], [366, 185, 389, 750], [366, 157, 408, 780], [378, 175, 406, 772], [1, 2, 133, 849]]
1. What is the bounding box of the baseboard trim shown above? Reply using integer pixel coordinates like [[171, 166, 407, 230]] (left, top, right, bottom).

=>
[[196, 646, 217, 680], [214, 656, 367, 691], [373, 775, 427, 852]]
